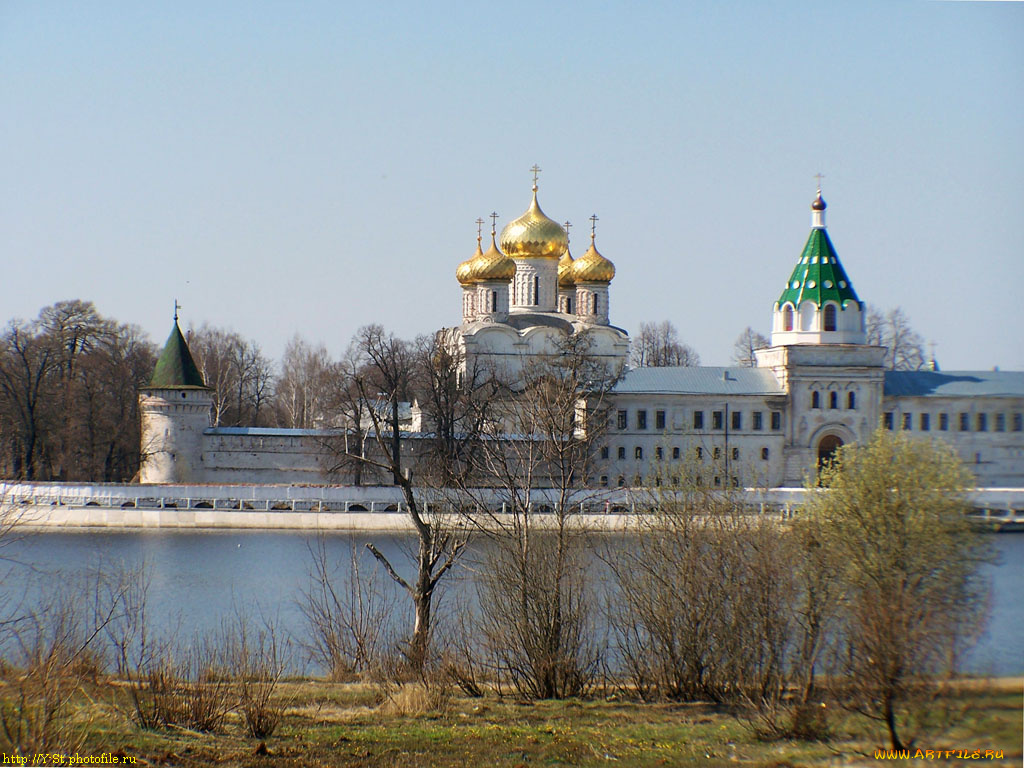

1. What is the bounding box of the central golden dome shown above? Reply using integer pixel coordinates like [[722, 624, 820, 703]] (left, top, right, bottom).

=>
[[499, 187, 568, 259]]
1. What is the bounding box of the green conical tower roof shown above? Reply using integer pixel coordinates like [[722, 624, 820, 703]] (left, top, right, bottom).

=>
[[775, 192, 861, 310], [148, 321, 206, 388]]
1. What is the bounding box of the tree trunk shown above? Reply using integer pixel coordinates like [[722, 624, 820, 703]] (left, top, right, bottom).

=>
[[884, 695, 903, 750]]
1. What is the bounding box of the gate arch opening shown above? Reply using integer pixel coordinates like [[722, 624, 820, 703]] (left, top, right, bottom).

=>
[[817, 434, 844, 468]]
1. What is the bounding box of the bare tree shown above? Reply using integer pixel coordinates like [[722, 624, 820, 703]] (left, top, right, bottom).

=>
[[630, 320, 700, 368], [332, 324, 469, 672], [275, 334, 335, 429], [460, 332, 619, 698], [0, 320, 56, 479], [865, 306, 927, 371], [0, 302, 154, 481], [732, 326, 770, 367], [297, 536, 393, 679], [187, 324, 274, 426]]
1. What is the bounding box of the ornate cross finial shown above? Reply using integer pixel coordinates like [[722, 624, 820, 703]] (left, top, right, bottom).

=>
[[476, 217, 484, 242], [530, 164, 542, 189], [489, 211, 499, 235], [589, 214, 599, 240], [173, 299, 181, 323], [814, 172, 825, 192], [563, 220, 572, 239]]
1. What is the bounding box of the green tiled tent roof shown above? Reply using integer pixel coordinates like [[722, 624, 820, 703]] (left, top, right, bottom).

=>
[[148, 322, 206, 388], [776, 228, 861, 309]]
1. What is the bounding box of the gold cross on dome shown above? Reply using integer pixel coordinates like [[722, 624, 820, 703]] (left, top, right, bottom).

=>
[[173, 299, 181, 322], [476, 217, 484, 240], [814, 172, 825, 191], [530, 164, 542, 187], [589, 214, 599, 239], [489, 211, 499, 235]]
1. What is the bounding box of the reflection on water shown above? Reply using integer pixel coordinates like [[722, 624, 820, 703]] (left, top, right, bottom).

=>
[[1, 529, 1021, 676]]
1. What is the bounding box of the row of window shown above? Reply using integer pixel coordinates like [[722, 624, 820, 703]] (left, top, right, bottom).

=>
[[601, 445, 771, 462], [616, 409, 783, 432], [811, 391, 856, 410], [599, 474, 741, 488], [884, 411, 1023, 433]]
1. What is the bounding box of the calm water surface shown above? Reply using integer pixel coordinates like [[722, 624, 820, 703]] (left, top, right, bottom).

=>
[[2, 529, 1021, 676]]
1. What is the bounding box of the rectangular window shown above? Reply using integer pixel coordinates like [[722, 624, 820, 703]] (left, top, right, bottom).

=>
[[920, 413, 930, 431], [695, 446, 703, 459], [693, 411, 704, 430], [752, 411, 763, 430], [959, 413, 970, 431], [995, 413, 1006, 432], [771, 411, 782, 431], [977, 413, 988, 432], [600, 446, 609, 459], [939, 413, 949, 431], [731, 447, 739, 461], [656, 446, 663, 460], [635, 446, 643, 460], [1014, 413, 1023, 432], [617, 410, 627, 430], [637, 410, 647, 430], [731, 411, 742, 430], [903, 413, 912, 430], [713, 447, 721, 460], [672, 446, 680, 459], [712, 411, 724, 430], [884, 412, 894, 430], [655, 410, 666, 430], [617, 446, 625, 460]]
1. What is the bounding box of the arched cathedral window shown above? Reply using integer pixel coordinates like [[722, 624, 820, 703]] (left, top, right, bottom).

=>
[[533, 276, 540, 306], [782, 305, 794, 331], [848, 391, 856, 410], [812, 391, 820, 409]]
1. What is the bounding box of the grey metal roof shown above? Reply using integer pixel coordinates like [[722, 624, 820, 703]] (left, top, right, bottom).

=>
[[206, 427, 328, 437], [884, 370, 1024, 398], [614, 367, 785, 396]]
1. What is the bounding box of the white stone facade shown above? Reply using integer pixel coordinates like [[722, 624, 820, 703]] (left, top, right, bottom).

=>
[[138, 189, 1024, 489]]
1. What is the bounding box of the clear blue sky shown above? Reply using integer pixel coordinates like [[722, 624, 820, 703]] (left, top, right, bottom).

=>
[[2, 1, 1021, 369]]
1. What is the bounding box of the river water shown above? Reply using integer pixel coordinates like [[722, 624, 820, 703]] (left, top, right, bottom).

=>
[[1, 529, 1021, 676]]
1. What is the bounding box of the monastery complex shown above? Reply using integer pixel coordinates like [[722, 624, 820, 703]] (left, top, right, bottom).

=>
[[138, 179, 1024, 490]]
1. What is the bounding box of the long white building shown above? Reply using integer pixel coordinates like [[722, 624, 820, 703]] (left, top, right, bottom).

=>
[[138, 182, 1024, 488]]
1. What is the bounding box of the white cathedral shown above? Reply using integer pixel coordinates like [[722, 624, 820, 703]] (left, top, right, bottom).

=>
[[138, 179, 1024, 488]]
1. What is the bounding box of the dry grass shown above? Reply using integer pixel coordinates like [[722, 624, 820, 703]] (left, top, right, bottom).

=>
[[2, 677, 1019, 767]]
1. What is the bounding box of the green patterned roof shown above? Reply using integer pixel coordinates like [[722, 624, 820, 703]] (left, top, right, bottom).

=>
[[776, 228, 860, 309], [148, 322, 206, 388]]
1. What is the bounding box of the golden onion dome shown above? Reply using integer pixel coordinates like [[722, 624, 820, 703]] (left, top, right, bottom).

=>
[[470, 232, 516, 282], [571, 235, 615, 283], [558, 247, 575, 289], [456, 239, 483, 285], [499, 186, 568, 259]]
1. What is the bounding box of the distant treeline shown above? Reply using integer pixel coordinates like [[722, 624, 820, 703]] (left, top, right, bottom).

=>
[[0, 300, 352, 481]]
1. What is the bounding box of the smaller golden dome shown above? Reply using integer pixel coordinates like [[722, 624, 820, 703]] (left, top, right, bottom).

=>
[[558, 247, 575, 289], [456, 239, 483, 285], [499, 187, 568, 259], [470, 233, 515, 282], [572, 235, 615, 283]]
